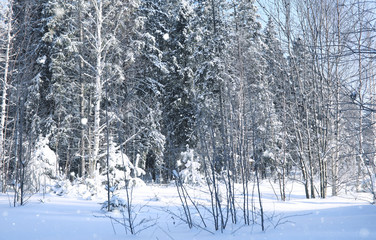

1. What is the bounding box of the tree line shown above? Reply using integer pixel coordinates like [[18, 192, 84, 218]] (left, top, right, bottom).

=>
[[0, 0, 375, 205]]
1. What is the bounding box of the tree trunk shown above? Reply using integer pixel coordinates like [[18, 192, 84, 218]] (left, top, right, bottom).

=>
[[91, 0, 103, 177], [0, 0, 13, 193], [78, 0, 86, 178], [356, 3, 363, 191], [332, 0, 343, 197]]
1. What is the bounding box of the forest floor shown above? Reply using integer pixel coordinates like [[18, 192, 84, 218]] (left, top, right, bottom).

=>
[[0, 180, 375, 240]]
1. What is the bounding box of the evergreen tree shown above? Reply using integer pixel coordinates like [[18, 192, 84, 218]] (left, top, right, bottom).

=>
[[262, 16, 289, 200], [127, 0, 169, 182], [45, 0, 82, 176], [11, 0, 57, 203], [162, 0, 197, 181]]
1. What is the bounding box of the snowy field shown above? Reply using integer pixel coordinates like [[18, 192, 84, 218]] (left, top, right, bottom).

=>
[[1, 181, 375, 240]]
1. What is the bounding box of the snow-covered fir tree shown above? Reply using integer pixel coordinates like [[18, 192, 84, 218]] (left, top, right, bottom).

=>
[[262, 16, 290, 200], [130, 0, 169, 183], [162, 0, 198, 181]]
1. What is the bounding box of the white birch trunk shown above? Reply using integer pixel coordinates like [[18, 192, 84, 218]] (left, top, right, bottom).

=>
[[78, 0, 86, 177], [356, 3, 363, 191], [91, 0, 103, 176], [0, 1, 13, 192], [332, 0, 343, 197]]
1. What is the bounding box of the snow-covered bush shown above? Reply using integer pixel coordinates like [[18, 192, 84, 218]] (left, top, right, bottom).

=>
[[53, 175, 72, 196], [107, 140, 146, 189], [52, 141, 147, 199], [101, 194, 127, 211], [27, 135, 57, 192], [177, 148, 203, 185], [80, 169, 107, 199], [53, 170, 107, 200]]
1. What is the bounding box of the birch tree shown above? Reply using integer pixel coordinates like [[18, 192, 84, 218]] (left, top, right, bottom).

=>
[[80, 0, 139, 176], [0, 0, 14, 192]]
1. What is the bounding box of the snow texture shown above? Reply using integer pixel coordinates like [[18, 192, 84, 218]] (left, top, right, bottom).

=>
[[1, 181, 375, 240]]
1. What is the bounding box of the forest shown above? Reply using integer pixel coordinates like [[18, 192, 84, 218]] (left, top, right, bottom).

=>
[[0, 0, 375, 221]]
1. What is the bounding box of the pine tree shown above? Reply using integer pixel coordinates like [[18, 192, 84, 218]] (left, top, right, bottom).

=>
[[45, 0, 82, 176], [262, 16, 289, 200], [11, 0, 57, 204], [126, 0, 169, 182], [162, 0, 197, 181]]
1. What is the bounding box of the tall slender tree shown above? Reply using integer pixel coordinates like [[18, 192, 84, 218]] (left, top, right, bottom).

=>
[[162, 0, 197, 181], [0, 0, 14, 193]]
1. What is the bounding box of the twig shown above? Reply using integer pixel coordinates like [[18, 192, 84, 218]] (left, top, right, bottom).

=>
[[180, 182, 207, 227], [268, 178, 279, 201], [164, 208, 215, 235], [270, 212, 313, 229]]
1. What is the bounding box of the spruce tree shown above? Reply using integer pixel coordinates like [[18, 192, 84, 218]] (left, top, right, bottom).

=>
[[132, 0, 169, 182], [162, 0, 197, 181], [262, 16, 289, 200]]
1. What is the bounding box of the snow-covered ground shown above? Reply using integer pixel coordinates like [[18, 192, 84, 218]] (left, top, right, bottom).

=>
[[1, 181, 375, 240]]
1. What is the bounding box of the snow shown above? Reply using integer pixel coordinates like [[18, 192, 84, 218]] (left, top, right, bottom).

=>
[[37, 56, 47, 65], [163, 33, 169, 41], [1, 182, 375, 240], [81, 118, 88, 125], [54, 7, 65, 19]]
